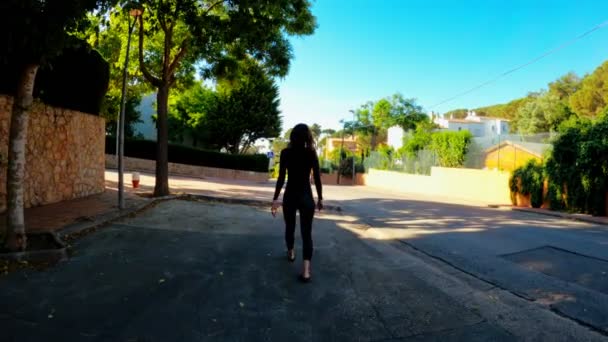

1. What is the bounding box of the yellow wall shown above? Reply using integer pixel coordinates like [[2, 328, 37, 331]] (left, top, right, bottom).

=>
[[362, 167, 511, 205], [484, 145, 542, 171]]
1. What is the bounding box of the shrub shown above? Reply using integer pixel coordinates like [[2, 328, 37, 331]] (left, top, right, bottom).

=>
[[429, 130, 472, 168], [545, 112, 608, 215], [510, 159, 545, 208], [106, 137, 267, 172], [0, 38, 110, 115]]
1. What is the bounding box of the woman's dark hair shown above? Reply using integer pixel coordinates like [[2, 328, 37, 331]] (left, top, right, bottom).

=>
[[289, 123, 315, 150]]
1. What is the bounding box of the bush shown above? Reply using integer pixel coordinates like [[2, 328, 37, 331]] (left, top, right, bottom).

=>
[[429, 130, 472, 168], [545, 112, 608, 215], [510, 160, 545, 208], [106, 137, 268, 172]]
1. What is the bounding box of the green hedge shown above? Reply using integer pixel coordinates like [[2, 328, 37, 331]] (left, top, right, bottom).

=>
[[106, 137, 268, 172]]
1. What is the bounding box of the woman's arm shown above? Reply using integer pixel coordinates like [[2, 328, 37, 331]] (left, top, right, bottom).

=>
[[273, 150, 287, 201], [312, 151, 323, 201]]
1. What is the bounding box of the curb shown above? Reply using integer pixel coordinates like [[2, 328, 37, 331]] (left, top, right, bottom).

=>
[[58, 193, 342, 242], [58, 195, 183, 241], [510, 207, 608, 226], [182, 194, 342, 212]]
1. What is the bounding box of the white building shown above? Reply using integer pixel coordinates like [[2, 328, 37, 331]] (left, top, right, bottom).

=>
[[433, 111, 509, 137], [387, 126, 405, 149]]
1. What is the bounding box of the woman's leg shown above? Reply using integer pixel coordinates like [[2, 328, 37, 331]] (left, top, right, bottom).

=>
[[283, 200, 297, 254], [299, 196, 315, 262]]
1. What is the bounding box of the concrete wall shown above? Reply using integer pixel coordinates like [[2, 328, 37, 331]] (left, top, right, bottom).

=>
[[106, 155, 269, 183], [0, 95, 106, 212], [361, 167, 511, 205]]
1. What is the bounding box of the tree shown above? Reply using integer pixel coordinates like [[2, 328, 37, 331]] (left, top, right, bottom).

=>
[[80, 10, 148, 137], [135, 0, 316, 196], [310, 123, 322, 144], [0, 0, 114, 251], [516, 91, 575, 135], [569, 61, 608, 117], [169, 81, 216, 146], [201, 67, 282, 154], [350, 94, 427, 153], [548, 72, 581, 100], [388, 93, 427, 131]]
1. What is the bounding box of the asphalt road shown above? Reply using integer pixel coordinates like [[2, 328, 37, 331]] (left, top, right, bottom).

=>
[[0, 199, 605, 341], [340, 190, 608, 337]]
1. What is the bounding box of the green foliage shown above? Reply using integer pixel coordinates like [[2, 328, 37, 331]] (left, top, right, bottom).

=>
[[545, 111, 608, 215], [548, 72, 581, 100], [208, 67, 282, 153], [401, 120, 435, 157], [510, 160, 545, 208], [0, 39, 110, 115], [429, 131, 472, 168], [569, 61, 608, 117], [0, 0, 116, 66], [105, 136, 268, 172], [168, 63, 282, 153], [516, 91, 574, 134], [78, 9, 151, 135], [169, 82, 216, 145], [350, 93, 427, 153]]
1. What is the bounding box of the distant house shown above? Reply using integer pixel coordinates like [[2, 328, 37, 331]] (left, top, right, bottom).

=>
[[324, 136, 358, 159], [434, 111, 510, 137], [484, 141, 551, 171], [387, 126, 405, 149], [133, 93, 156, 140]]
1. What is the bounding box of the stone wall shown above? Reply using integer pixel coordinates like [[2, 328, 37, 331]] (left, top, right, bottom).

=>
[[106, 155, 269, 183], [0, 95, 106, 212]]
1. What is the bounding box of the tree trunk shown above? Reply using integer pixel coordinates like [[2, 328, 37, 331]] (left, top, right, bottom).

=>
[[154, 84, 170, 197], [5, 64, 39, 251]]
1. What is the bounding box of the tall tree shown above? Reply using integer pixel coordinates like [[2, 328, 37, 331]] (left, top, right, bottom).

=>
[[135, 0, 316, 196], [203, 66, 282, 153], [388, 93, 426, 131], [310, 123, 322, 143]]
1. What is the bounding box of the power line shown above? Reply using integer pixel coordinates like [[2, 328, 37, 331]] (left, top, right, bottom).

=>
[[429, 19, 608, 110]]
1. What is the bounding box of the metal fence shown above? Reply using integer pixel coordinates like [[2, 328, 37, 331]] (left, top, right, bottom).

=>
[[364, 149, 438, 175], [364, 132, 556, 174]]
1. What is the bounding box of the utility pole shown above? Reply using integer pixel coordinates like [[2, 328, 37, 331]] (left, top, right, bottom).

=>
[[118, 6, 143, 210]]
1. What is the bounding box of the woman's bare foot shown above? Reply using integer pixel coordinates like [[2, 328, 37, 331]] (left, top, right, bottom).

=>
[[302, 260, 311, 278]]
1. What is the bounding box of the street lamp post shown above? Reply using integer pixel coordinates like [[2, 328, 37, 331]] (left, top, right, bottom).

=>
[[118, 6, 143, 210], [336, 126, 345, 185]]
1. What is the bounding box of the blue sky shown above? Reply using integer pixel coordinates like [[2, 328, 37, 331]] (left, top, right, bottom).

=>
[[277, 0, 608, 132]]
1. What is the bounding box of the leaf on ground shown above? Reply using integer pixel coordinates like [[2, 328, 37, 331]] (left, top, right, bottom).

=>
[[219, 271, 224, 276], [239, 302, 245, 308], [159, 278, 166, 284]]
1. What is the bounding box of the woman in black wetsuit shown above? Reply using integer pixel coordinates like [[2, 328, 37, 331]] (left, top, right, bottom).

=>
[[271, 123, 323, 283]]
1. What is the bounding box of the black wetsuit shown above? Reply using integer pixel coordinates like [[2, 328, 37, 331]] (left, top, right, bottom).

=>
[[273, 147, 323, 261]]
